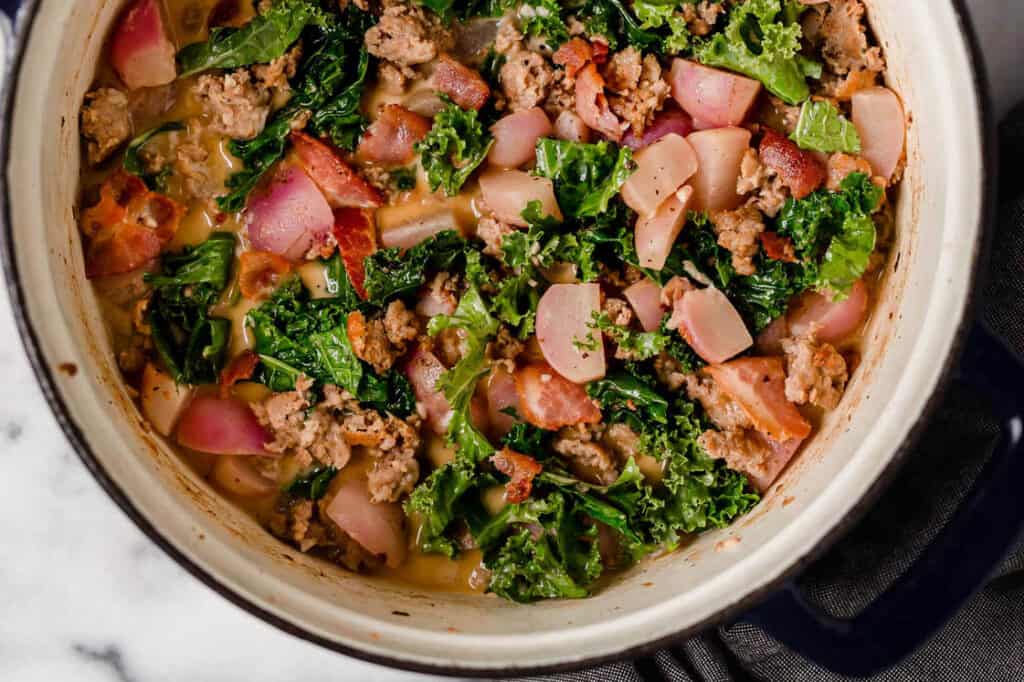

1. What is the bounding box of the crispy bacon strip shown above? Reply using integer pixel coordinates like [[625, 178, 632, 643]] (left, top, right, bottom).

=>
[[333, 207, 377, 300], [238, 250, 292, 300], [553, 38, 593, 79], [575, 63, 622, 142], [759, 128, 826, 200], [490, 448, 543, 504], [218, 350, 260, 398], [290, 131, 383, 209], [433, 54, 490, 111], [760, 231, 798, 263]]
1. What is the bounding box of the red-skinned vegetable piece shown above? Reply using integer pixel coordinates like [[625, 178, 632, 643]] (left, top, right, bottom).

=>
[[332, 207, 377, 300]]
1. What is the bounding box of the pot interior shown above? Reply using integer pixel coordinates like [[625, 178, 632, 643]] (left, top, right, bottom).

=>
[[2, 0, 986, 673]]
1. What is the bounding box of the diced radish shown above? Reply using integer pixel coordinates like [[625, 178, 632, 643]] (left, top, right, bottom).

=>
[[852, 86, 906, 181], [623, 279, 666, 333], [333, 207, 377, 300], [175, 395, 273, 456], [635, 185, 693, 271], [742, 433, 804, 492], [211, 456, 277, 497], [622, 107, 695, 150], [759, 128, 826, 200], [575, 63, 622, 142], [140, 363, 193, 437], [479, 170, 561, 227], [515, 363, 602, 430], [433, 54, 491, 111], [486, 366, 520, 438], [289, 132, 383, 209], [536, 283, 606, 384], [110, 0, 176, 90], [704, 358, 812, 442], [553, 110, 592, 143], [687, 127, 752, 211], [672, 286, 753, 364], [404, 348, 453, 435], [788, 278, 869, 343], [356, 104, 431, 167], [621, 133, 698, 217], [322, 475, 407, 568], [380, 209, 459, 249], [670, 60, 761, 130], [246, 163, 334, 262], [489, 108, 552, 169], [755, 316, 790, 355]]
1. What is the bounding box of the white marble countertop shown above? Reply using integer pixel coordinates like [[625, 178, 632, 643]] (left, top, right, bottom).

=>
[[0, 2, 1019, 680]]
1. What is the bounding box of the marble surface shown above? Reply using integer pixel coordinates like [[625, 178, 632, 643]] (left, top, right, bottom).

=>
[[0, 2, 1019, 680]]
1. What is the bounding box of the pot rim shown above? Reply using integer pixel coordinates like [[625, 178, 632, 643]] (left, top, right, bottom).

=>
[[0, 0, 998, 676]]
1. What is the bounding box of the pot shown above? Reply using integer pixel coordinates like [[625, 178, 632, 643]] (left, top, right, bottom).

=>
[[0, 0, 1019, 677]]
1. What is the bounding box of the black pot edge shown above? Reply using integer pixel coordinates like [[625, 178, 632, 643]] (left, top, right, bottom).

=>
[[0, 0, 997, 677]]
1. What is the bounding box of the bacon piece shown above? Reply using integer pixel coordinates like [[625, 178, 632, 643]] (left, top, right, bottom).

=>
[[219, 350, 260, 398], [704, 357, 812, 442], [553, 38, 593, 79], [591, 40, 609, 65], [355, 104, 431, 167], [238, 251, 292, 300], [759, 128, 826, 200], [491, 448, 543, 503], [433, 54, 491, 111], [760, 231, 798, 262], [332, 207, 377, 300], [289, 131, 383, 208], [515, 363, 602, 431], [574, 63, 622, 142]]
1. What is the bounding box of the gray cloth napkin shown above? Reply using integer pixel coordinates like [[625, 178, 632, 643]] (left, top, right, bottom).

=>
[[524, 106, 1024, 682]]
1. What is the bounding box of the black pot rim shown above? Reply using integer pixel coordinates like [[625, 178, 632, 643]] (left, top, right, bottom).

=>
[[0, 1, 998, 677]]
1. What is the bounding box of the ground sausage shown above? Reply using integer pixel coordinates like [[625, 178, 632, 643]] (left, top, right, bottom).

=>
[[711, 206, 765, 276], [819, 0, 885, 76], [81, 88, 132, 165], [737, 148, 788, 218], [552, 424, 619, 485], [604, 49, 670, 135], [364, 0, 450, 67], [194, 70, 271, 140], [683, 373, 753, 432], [698, 428, 775, 484], [499, 50, 554, 113], [781, 332, 849, 409]]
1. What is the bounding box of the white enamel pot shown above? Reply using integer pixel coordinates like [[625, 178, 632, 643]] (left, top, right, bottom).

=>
[[2, 0, 1020, 677]]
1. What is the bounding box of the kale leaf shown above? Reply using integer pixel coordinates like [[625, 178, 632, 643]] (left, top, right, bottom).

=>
[[146, 232, 235, 384], [589, 311, 669, 360], [517, 0, 571, 46], [177, 0, 326, 78], [405, 457, 482, 556], [285, 464, 339, 500], [534, 139, 635, 218], [363, 230, 468, 302], [791, 99, 861, 154], [416, 99, 494, 196]]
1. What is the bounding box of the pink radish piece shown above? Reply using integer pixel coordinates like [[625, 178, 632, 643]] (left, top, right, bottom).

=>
[[380, 210, 459, 250], [110, 0, 176, 90], [140, 363, 193, 437], [670, 60, 761, 130], [747, 435, 804, 492], [479, 170, 562, 227], [635, 185, 694, 271], [852, 86, 906, 181], [175, 396, 272, 456], [755, 316, 790, 356], [536, 283, 606, 383], [211, 456, 277, 497], [687, 127, 752, 211], [486, 367, 520, 437], [788, 279, 869, 343], [553, 110, 592, 143], [489, 108, 552, 168], [246, 164, 334, 262], [404, 348, 453, 435], [623, 279, 666, 333], [323, 476, 407, 568], [622, 107, 695, 150], [672, 287, 753, 364], [621, 133, 698, 217]]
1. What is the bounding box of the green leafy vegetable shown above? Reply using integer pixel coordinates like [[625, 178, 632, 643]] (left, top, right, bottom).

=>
[[123, 122, 185, 190], [534, 139, 635, 218], [517, 0, 570, 46], [589, 311, 669, 360], [817, 213, 875, 297], [578, 0, 663, 51], [363, 230, 467, 302], [405, 457, 481, 556], [285, 465, 338, 500], [177, 0, 326, 77], [588, 372, 669, 426], [694, 0, 816, 105], [146, 233, 235, 384], [791, 99, 862, 153], [633, 0, 694, 52], [415, 99, 493, 196]]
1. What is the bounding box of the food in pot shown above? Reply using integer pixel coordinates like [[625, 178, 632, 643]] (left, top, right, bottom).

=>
[[77, 0, 904, 602]]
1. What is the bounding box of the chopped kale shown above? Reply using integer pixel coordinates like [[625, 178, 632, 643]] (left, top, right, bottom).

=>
[[285, 465, 338, 500], [415, 99, 494, 196], [534, 139, 635, 219], [791, 99, 862, 154], [363, 230, 468, 302]]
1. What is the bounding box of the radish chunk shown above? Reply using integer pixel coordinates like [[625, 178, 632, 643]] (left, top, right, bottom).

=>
[[140, 363, 193, 437], [489, 108, 552, 168], [246, 163, 334, 262], [635, 186, 694, 271], [622, 107, 694, 150], [404, 348, 453, 435], [705, 358, 812, 442], [323, 476, 407, 568], [748, 435, 804, 492], [623, 279, 666, 332], [670, 60, 761, 129], [687, 127, 752, 211], [673, 287, 753, 364], [175, 396, 273, 456], [110, 0, 177, 90], [356, 104, 431, 167], [486, 367, 520, 437], [852, 87, 906, 181], [536, 283, 606, 383], [211, 456, 277, 497], [380, 209, 458, 250], [515, 363, 602, 430], [621, 133, 698, 217], [553, 110, 592, 143], [479, 170, 562, 227], [788, 278, 869, 343]]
